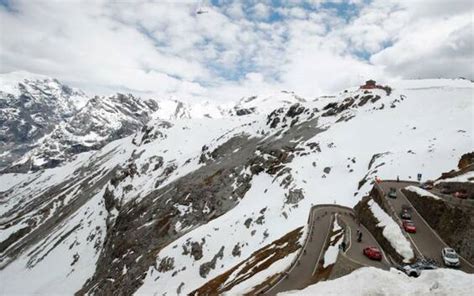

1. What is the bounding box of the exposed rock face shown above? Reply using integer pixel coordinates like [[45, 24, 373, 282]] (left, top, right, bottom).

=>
[[232, 243, 241, 257], [199, 246, 225, 278], [158, 256, 175, 272], [0, 78, 88, 170], [286, 188, 305, 204], [244, 218, 253, 228], [5, 93, 158, 173], [190, 240, 205, 261], [458, 152, 474, 169]]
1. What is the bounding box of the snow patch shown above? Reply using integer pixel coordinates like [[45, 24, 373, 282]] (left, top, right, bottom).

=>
[[279, 266, 474, 296], [368, 200, 414, 262], [405, 186, 440, 200], [436, 171, 474, 184]]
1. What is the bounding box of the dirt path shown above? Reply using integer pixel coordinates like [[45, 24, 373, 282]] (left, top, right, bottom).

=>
[[379, 181, 474, 273]]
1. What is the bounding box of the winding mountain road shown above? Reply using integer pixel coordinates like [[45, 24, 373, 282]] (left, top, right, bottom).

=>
[[265, 205, 389, 295], [377, 181, 474, 273], [261, 180, 473, 295], [338, 214, 390, 269]]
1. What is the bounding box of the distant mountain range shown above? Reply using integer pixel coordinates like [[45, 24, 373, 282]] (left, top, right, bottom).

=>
[[0, 74, 309, 172]]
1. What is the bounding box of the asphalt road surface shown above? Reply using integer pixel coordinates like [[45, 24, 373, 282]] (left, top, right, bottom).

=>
[[378, 181, 474, 273], [266, 205, 389, 295], [338, 214, 390, 269]]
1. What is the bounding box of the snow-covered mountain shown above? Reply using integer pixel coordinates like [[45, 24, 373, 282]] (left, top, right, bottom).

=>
[[0, 75, 230, 172], [0, 77, 472, 295], [6, 93, 159, 172], [0, 76, 89, 170]]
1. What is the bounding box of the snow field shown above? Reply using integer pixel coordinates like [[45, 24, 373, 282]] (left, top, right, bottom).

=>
[[279, 266, 474, 296]]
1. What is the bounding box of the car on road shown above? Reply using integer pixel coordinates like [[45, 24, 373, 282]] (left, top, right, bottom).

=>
[[452, 190, 468, 199], [442, 247, 460, 267], [363, 246, 382, 261], [400, 209, 412, 220], [412, 258, 438, 270], [398, 264, 421, 277], [420, 183, 433, 190], [388, 187, 397, 198], [402, 220, 416, 233]]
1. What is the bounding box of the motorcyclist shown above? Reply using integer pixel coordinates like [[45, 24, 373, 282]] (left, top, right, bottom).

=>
[[357, 231, 363, 242]]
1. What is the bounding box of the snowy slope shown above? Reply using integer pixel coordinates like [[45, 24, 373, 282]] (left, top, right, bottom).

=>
[[280, 267, 474, 296], [406, 186, 441, 200], [233, 91, 307, 115], [152, 98, 230, 120], [0, 78, 472, 295]]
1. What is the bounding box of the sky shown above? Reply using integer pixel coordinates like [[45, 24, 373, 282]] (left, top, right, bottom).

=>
[[0, 0, 472, 102]]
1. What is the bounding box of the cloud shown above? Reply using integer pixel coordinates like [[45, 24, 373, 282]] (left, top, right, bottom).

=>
[[252, 3, 271, 20], [371, 18, 473, 79], [225, 2, 245, 19], [0, 0, 472, 103], [368, 0, 474, 79]]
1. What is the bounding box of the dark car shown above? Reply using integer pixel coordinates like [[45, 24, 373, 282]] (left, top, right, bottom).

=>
[[397, 264, 421, 277], [400, 209, 411, 220], [388, 187, 397, 198], [412, 259, 438, 270], [363, 246, 382, 261], [420, 183, 433, 190]]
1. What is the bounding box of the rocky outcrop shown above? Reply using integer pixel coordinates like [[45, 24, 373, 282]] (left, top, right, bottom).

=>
[[199, 246, 225, 278], [285, 188, 305, 204]]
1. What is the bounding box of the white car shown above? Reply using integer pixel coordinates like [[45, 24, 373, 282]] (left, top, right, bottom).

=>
[[441, 247, 460, 267]]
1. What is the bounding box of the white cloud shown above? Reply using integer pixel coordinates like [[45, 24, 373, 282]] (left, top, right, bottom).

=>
[[368, 0, 473, 79], [252, 3, 271, 20], [225, 2, 245, 19], [0, 0, 472, 102]]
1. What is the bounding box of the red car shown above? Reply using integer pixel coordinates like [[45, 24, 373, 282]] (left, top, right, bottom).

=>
[[453, 191, 468, 199], [363, 246, 382, 261], [403, 220, 416, 233]]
